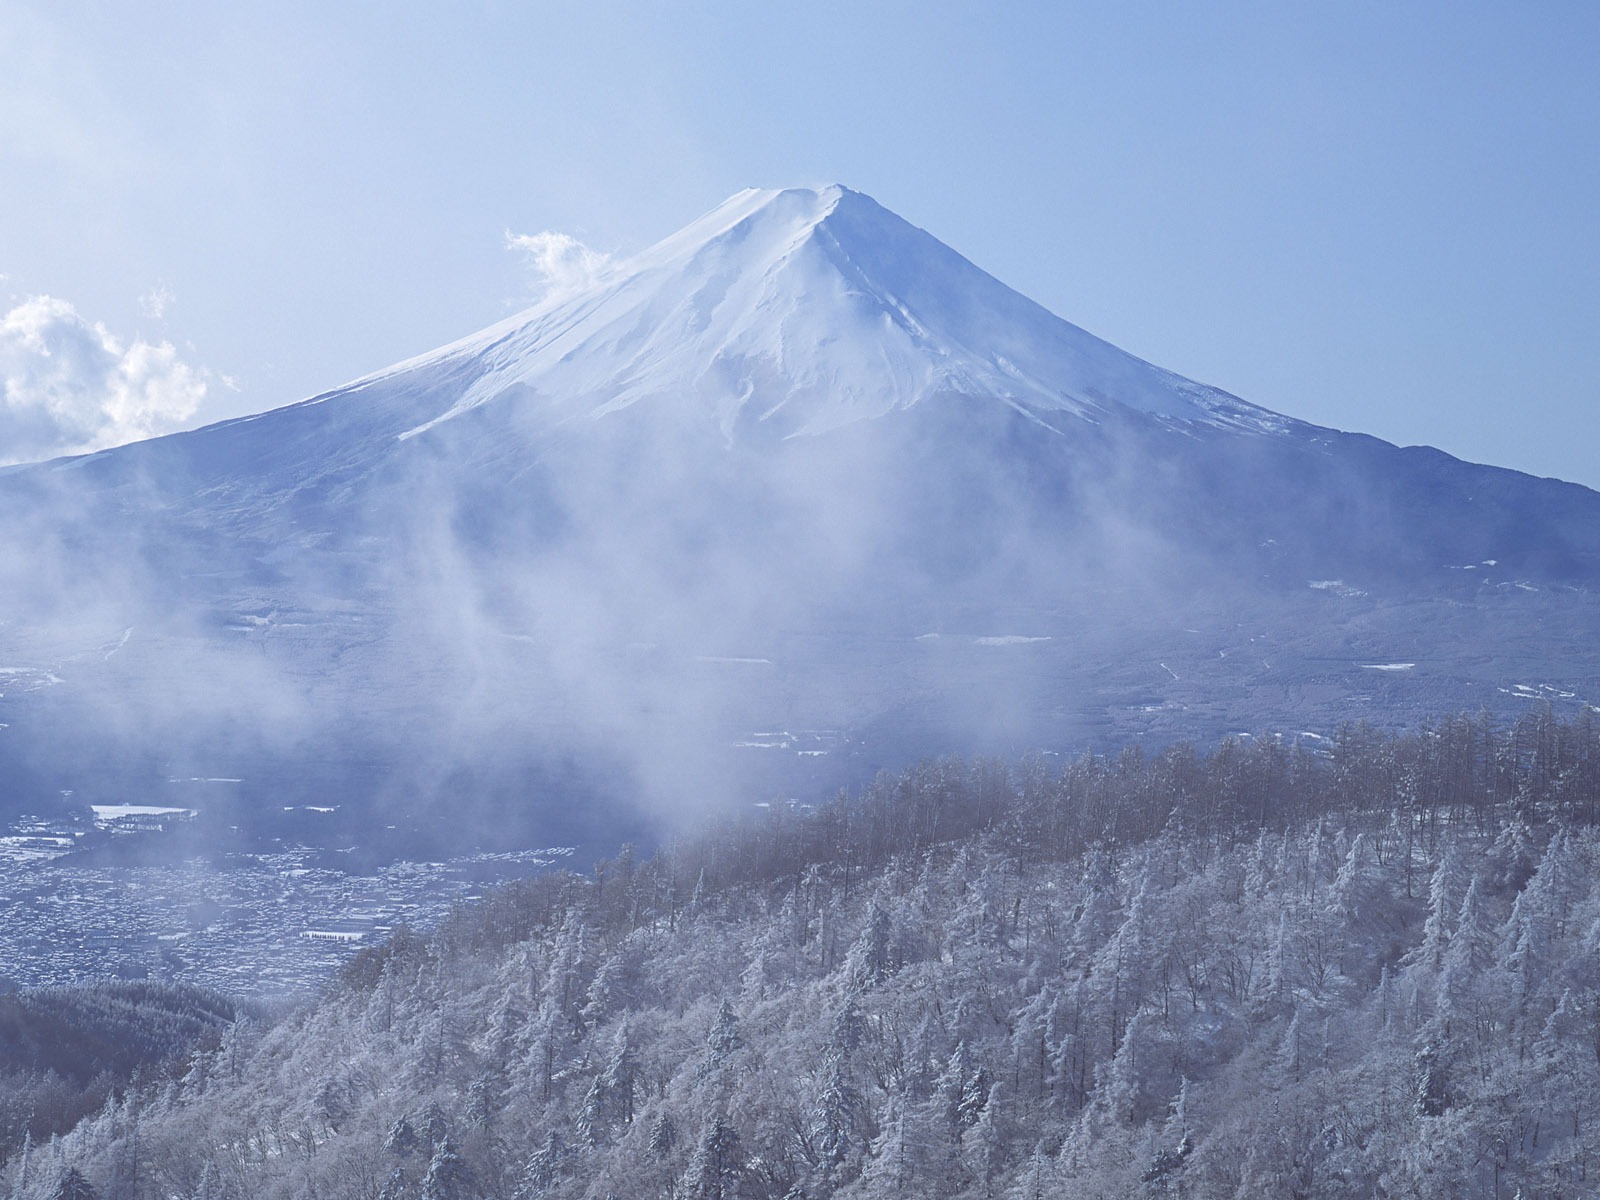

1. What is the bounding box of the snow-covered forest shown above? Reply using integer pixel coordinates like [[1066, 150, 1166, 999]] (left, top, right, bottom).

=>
[[9, 708, 1600, 1199]]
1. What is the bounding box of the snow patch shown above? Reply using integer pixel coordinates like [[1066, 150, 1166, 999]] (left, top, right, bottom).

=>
[[1309, 580, 1367, 598], [1502, 683, 1577, 700]]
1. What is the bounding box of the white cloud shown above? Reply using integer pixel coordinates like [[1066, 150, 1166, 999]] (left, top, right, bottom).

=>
[[139, 283, 175, 321], [0, 295, 207, 466], [505, 230, 611, 300]]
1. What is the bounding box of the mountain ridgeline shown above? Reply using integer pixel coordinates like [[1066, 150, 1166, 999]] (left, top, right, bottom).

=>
[[7, 711, 1600, 1199], [0, 186, 1597, 849]]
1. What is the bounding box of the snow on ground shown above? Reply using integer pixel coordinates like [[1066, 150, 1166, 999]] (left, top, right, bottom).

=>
[[0, 667, 64, 689], [732, 729, 842, 756], [1309, 580, 1368, 598], [0, 835, 75, 864], [101, 628, 132, 660], [90, 804, 196, 820], [1502, 683, 1578, 700], [917, 634, 1053, 646]]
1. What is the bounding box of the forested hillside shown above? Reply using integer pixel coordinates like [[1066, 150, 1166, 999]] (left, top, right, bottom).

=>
[[9, 709, 1600, 1199], [0, 981, 238, 1175]]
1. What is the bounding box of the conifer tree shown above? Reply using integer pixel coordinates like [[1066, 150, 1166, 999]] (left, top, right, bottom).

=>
[[420, 1136, 476, 1200], [378, 1166, 409, 1200], [514, 1132, 564, 1199], [683, 1113, 744, 1200], [647, 1113, 678, 1159], [812, 1049, 869, 1173], [49, 1168, 97, 1200], [1418, 842, 1469, 969], [384, 1115, 422, 1157], [698, 999, 743, 1079]]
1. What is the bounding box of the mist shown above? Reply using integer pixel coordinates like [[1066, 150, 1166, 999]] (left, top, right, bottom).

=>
[[0, 186, 1596, 864]]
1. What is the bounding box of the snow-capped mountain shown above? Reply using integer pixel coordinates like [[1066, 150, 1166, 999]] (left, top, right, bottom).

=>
[[0, 186, 1596, 853], [377, 185, 1290, 442]]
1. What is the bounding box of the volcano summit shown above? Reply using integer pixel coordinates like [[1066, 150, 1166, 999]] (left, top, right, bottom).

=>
[[1, 186, 1596, 853]]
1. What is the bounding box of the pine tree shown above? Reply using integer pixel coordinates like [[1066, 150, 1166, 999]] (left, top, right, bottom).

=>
[[698, 998, 744, 1079], [1140, 1079, 1194, 1193], [1436, 876, 1494, 1032], [812, 1049, 869, 1172], [1413, 1040, 1452, 1117], [420, 1136, 476, 1200], [514, 1132, 565, 1199], [49, 1168, 98, 1200], [464, 1069, 506, 1129], [384, 1115, 422, 1157], [1008, 1145, 1053, 1200], [1418, 842, 1469, 969], [647, 1113, 678, 1159], [859, 1092, 940, 1195], [597, 1023, 638, 1127], [683, 1112, 744, 1200], [378, 1166, 409, 1200], [846, 900, 894, 991], [13, 1131, 31, 1199], [417, 1102, 450, 1148], [963, 1081, 1008, 1197], [830, 995, 868, 1058]]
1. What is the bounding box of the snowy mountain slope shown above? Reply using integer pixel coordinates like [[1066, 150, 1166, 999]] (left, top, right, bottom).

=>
[[363, 186, 1295, 445], [0, 186, 1596, 851]]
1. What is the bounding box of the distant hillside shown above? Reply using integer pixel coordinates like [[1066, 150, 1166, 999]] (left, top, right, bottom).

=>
[[0, 981, 239, 1171], [7, 709, 1600, 1199]]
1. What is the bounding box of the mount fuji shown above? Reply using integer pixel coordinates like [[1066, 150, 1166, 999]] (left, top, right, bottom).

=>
[[2, 185, 1597, 853]]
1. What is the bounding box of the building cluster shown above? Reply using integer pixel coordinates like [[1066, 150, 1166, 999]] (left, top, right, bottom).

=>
[[0, 821, 571, 998]]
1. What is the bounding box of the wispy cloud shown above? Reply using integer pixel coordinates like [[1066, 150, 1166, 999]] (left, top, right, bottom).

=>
[[0, 295, 207, 465], [505, 230, 612, 301], [138, 283, 175, 321]]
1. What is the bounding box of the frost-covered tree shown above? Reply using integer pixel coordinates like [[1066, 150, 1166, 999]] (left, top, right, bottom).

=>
[[1417, 841, 1469, 970], [384, 1115, 422, 1158], [48, 1168, 97, 1200], [420, 1136, 475, 1200], [682, 1112, 744, 1200], [812, 1049, 870, 1176], [17, 721, 1600, 1200], [697, 998, 744, 1080], [577, 1023, 638, 1143], [513, 1132, 564, 1199]]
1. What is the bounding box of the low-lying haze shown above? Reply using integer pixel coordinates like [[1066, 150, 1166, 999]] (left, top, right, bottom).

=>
[[0, 186, 1595, 860]]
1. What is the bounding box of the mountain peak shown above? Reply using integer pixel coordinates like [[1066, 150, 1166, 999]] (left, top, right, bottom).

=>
[[387, 186, 1293, 444], [634, 184, 853, 266]]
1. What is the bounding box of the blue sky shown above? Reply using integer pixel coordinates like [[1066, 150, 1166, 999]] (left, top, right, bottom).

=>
[[2, 1, 1597, 484]]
